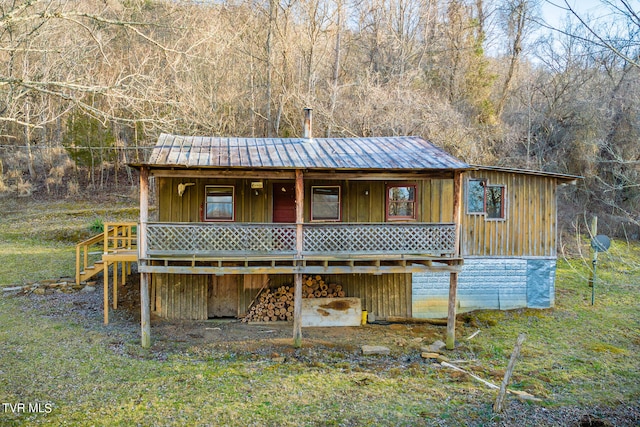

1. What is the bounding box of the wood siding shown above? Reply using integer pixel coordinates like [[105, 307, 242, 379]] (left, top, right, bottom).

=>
[[152, 177, 450, 319], [157, 177, 454, 224], [151, 274, 208, 320], [460, 171, 558, 257]]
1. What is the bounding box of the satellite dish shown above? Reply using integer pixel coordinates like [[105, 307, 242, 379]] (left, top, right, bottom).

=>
[[591, 235, 610, 252]]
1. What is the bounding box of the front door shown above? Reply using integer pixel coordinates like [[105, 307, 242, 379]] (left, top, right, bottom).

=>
[[208, 275, 238, 318], [272, 183, 296, 223]]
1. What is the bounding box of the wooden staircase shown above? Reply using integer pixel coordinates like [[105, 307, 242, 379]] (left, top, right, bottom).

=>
[[78, 260, 106, 283], [75, 223, 138, 285], [76, 223, 139, 325]]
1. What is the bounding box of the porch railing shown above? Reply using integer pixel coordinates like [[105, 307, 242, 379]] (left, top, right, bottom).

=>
[[145, 222, 456, 258], [146, 223, 298, 255], [303, 223, 456, 256]]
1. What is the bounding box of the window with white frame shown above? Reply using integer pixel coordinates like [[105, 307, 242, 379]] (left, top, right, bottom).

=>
[[485, 185, 505, 219], [311, 186, 341, 221], [205, 186, 234, 221]]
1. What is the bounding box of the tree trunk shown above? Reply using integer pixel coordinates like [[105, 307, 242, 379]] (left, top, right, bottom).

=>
[[327, 0, 343, 137], [496, 0, 527, 118]]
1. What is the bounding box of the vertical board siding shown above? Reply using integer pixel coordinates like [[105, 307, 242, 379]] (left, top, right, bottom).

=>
[[151, 273, 207, 320], [421, 179, 454, 222], [152, 273, 266, 320], [461, 171, 558, 257], [158, 177, 455, 225]]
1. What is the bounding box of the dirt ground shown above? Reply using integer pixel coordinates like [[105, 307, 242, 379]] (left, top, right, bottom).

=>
[[9, 273, 640, 427], [113, 272, 454, 365]]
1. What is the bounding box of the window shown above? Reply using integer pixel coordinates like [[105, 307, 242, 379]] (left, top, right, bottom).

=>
[[466, 178, 506, 220], [467, 179, 486, 214], [311, 186, 341, 221], [205, 186, 234, 221], [485, 185, 505, 219], [387, 184, 417, 220]]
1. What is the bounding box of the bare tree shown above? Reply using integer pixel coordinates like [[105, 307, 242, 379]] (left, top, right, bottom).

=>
[[544, 0, 640, 68], [494, 0, 541, 118]]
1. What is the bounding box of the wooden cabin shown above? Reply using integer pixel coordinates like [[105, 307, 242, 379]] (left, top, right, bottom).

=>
[[129, 111, 577, 347]]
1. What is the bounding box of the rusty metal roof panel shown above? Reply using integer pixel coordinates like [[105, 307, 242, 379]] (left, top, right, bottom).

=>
[[151, 133, 173, 165], [146, 134, 469, 170]]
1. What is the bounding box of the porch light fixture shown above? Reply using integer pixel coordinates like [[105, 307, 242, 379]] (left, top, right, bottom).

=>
[[251, 181, 263, 196]]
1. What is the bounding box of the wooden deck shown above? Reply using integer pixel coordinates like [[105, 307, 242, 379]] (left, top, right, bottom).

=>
[[140, 222, 461, 275]]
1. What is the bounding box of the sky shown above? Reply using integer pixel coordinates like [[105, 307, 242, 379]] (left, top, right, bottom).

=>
[[540, 0, 621, 30]]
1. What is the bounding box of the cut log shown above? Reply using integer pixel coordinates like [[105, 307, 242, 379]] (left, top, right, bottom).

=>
[[242, 275, 352, 323]]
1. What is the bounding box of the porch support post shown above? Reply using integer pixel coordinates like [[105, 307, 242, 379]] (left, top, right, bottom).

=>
[[446, 271, 458, 350], [113, 262, 118, 310], [121, 260, 126, 287], [141, 273, 151, 348], [446, 170, 463, 350], [103, 261, 109, 325], [293, 273, 303, 347], [140, 165, 151, 348], [293, 169, 304, 348], [453, 170, 462, 256]]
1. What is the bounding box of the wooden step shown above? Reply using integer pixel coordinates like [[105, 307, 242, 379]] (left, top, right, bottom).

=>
[[79, 261, 106, 282]]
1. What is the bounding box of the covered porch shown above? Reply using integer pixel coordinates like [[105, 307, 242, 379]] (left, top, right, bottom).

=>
[[136, 166, 465, 350], [140, 221, 462, 275]]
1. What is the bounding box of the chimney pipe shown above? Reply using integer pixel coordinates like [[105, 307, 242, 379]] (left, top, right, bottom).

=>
[[303, 108, 312, 141]]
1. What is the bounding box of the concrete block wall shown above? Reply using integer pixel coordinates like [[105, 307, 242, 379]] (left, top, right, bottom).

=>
[[412, 257, 556, 319]]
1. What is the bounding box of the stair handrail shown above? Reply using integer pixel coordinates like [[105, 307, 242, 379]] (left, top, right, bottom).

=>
[[75, 232, 105, 284]]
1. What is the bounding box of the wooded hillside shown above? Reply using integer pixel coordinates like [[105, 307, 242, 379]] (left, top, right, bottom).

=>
[[0, 0, 637, 237]]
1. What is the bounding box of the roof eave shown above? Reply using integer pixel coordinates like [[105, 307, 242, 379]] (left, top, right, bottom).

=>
[[128, 163, 473, 173], [470, 164, 583, 184]]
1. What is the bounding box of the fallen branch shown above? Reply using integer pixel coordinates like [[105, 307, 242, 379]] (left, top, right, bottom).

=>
[[494, 333, 527, 413], [440, 360, 541, 402], [465, 329, 481, 340], [441, 361, 499, 390], [387, 316, 448, 326]]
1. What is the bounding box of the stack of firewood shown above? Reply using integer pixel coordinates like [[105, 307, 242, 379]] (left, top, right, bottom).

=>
[[243, 275, 345, 322], [302, 275, 345, 299]]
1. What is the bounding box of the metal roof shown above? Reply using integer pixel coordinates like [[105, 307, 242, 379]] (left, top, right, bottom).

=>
[[145, 133, 470, 171]]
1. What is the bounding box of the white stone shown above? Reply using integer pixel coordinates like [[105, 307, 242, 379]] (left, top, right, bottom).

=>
[[426, 340, 446, 353], [362, 345, 390, 355]]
